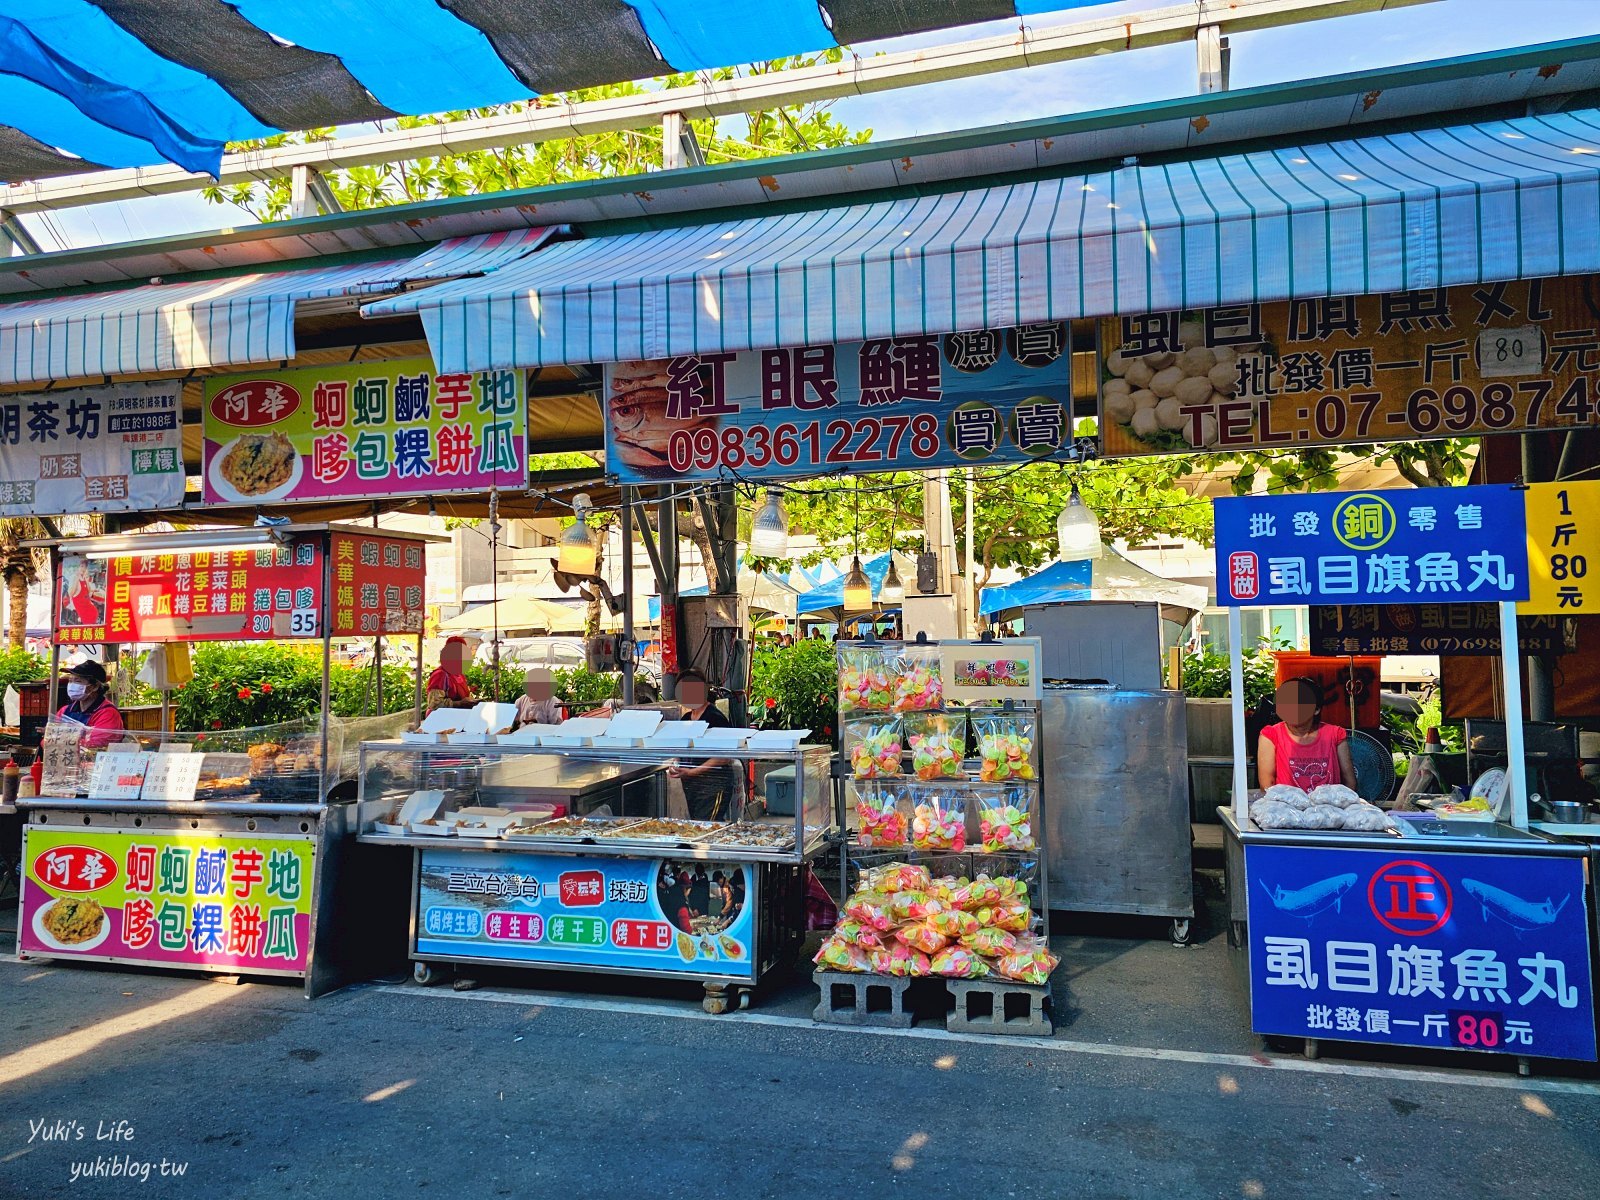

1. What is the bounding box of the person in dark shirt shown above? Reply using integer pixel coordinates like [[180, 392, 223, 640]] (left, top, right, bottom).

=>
[[689, 868, 711, 918], [667, 670, 744, 819]]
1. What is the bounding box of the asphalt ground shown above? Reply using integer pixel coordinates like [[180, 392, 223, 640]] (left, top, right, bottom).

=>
[[3, 883, 1598, 1199]]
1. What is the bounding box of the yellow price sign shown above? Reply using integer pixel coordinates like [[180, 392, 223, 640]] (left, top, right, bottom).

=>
[[1522, 482, 1600, 615]]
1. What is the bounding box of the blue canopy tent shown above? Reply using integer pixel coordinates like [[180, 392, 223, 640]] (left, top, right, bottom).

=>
[[794, 553, 906, 618], [979, 547, 1209, 625]]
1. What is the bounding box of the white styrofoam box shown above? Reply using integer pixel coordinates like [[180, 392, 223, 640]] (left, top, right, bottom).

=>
[[401, 731, 445, 745], [606, 709, 664, 739], [556, 718, 611, 737], [418, 708, 468, 734], [748, 729, 809, 751], [649, 720, 709, 746], [692, 727, 757, 749], [398, 790, 444, 824], [447, 731, 495, 746], [499, 723, 561, 745], [474, 701, 520, 734]]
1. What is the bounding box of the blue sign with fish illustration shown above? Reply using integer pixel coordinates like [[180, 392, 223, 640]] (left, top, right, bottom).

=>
[[1245, 844, 1595, 1061]]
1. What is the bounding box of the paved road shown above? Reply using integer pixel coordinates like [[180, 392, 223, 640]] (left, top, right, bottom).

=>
[[2, 958, 1597, 1199]]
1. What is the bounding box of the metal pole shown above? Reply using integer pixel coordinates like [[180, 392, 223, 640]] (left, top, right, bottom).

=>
[[964, 467, 976, 636], [659, 492, 679, 701], [1500, 600, 1530, 830], [621, 486, 636, 705], [319, 532, 333, 801], [413, 628, 424, 721], [1229, 606, 1250, 822], [1522, 437, 1554, 721]]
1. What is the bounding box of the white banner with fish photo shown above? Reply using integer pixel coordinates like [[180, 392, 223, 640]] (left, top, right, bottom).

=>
[[0, 380, 183, 516]]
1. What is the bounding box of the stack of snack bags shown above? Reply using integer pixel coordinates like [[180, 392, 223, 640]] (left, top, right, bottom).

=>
[[813, 862, 1058, 984]]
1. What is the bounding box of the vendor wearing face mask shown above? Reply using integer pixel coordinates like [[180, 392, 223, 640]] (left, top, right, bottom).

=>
[[57, 659, 126, 749]]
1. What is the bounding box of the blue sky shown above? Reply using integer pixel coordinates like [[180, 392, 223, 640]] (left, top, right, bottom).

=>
[[26, 0, 1600, 252]]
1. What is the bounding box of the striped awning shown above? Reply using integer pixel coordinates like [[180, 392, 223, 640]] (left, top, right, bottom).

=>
[[0, 228, 550, 385], [365, 109, 1600, 373]]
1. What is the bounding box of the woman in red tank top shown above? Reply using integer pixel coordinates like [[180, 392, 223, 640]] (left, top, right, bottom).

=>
[[1257, 676, 1359, 793]]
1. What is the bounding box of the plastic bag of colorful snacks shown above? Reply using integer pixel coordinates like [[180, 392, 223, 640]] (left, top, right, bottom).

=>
[[927, 908, 980, 941], [973, 900, 1032, 933], [894, 642, 943, 711], [927, 874, 970, 907], [852, 780, 907, 848], [864, 862, 931, 894], [831, 919, 884, 950], [845, 715, 903, 779], [887, 889, 942, 923], [959, 875, 1004, 908], [930, 945, 989, 978], [993, 946, 1060, 985], [905, 711, 967, 781], [976, 783, 1035, 851], [844, 892, 894, 932], [814, 936, 873, 972], [895, 921, 951, 955], [961, 927, 1019, 958], [839, 644, 897, 712], [872, 943, 933, 977], [909, 785, 966, 851], [973, 712, 1036, 783], [994, 875, 1030, 904]]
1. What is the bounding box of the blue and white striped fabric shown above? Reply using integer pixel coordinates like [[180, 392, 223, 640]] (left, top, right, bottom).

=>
[[0, 229, 551, 385], [366, 110, 1600, 372]]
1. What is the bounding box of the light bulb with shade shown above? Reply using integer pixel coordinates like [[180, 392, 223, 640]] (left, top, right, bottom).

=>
[[749, 488, 789, 557], [559, 493, 599, 576], [842, 555, 873, 614], [1056, 484, 1103, 561], [879, 558, 905, 605]]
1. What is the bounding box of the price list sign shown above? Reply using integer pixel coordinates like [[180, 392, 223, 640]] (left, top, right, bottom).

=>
[[329, 532, 427, 636], [1522, 481, 1600, 615]]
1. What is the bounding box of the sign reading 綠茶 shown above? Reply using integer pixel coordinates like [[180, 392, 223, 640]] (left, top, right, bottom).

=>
[[603, 326, 1075, 484], [1213, 486, 1528, 606], [0, 380, 183, 516], [203, 357, 526, 504]]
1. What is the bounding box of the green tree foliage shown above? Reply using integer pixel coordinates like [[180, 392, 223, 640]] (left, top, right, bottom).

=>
[[203, 55, 871, 221], [1199, 439, 1474, 496], [1180, 643, 1282, 708], [0, 647, 45, 694], [748, 638, 837, 746]]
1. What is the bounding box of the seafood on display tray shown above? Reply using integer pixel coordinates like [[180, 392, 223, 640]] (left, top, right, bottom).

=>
[[501, 817, 640, 839], [703, 822, 797, 850]]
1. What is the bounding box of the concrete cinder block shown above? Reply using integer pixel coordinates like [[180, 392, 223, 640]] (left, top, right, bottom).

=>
[[946, 977, 1052, 1036], [812, 970, 914, 1029]]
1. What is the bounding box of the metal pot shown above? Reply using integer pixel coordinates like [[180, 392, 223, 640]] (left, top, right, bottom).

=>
[[1550, 800, 1588, 824]]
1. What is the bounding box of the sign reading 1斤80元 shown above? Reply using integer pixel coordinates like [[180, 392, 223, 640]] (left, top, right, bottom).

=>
[[1213, 485, 1528, 606]]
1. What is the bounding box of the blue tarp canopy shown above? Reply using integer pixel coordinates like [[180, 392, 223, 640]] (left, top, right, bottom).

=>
[[977, 559, 1094, 616], [795, 553, 901, 616], [980, 548, 1209, 621]]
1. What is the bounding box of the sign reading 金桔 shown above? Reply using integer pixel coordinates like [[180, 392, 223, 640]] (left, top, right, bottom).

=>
[[202, 357, 526, 504], [0, 380, 183, 516], [1213, 485, 1528, 606], [20, 826, 315, 976], [1100, 278, 1600, 458], [416, 848, 757, 981], [1522, 481, 1600, 615], [1245, 843, 1595, 1061], [56, 538, 324, 645], [603, 326, 1074, 484]]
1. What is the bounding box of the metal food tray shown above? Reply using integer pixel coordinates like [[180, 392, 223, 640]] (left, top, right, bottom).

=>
[[584, 820, 731, 850], [501, 817, 645, 841], [701, 823, 798, 852]]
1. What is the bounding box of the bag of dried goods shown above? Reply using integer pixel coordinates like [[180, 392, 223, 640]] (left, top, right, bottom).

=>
[[909, 785, 966, 851], [844, 893, 894, 931], [895, 921, 951, 954], [930, 946, 989, 978], [973, 712, 1036, 783], [845, 716, 903, 779], [865, 862, 931, 894], [894, 642, 944, 711], [927, 908, 980, 940], [993, 947, 1059, 985], [961, 927, 1019, 958], [814, 936, 873, 972], [853, 780, 907, 847], [839, 644, 897, 712], [906, 711, 968, 781]]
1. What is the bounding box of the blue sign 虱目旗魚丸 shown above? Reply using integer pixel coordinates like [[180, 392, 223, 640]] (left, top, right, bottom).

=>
[[1245, 843, 1595, 1061], [415, 849, 756, 980], [1213, 485, 1528, 605]]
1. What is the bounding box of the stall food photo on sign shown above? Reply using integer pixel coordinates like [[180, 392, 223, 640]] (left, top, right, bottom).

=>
[[603, 324, 1074, 484], [1100, 278, 1600, 456], [203, 357, 526, 504], [1213, 485, 1529, 606]]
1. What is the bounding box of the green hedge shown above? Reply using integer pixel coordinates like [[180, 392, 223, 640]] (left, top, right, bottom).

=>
[[749, 639, 837, 746]]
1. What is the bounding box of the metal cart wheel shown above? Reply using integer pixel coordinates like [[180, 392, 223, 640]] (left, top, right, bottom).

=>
[[1169, 918, 1192, 946], [413, 961, 438, 986]]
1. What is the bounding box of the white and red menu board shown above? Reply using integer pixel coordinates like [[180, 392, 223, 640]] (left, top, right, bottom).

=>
[[329, 532, 426, 636]]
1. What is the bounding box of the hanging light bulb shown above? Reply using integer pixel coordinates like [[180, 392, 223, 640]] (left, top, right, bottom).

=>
[[1056, 482, 1103, 561], [842, 555, 873, 614], [879, 555, 905, 605], [559, 492, 599, 576], [749, 487, 789, 557]]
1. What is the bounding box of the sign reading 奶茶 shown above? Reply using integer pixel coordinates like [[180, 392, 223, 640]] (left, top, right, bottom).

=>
[[202, 357, 526, 504], [1213, 485, 1528, 606], [603, 325, 1075, 484], [1100, 279, 1600, 457], [20, 826, 315, 975], [1309, 605, 1575, 657], [1522, 481, 1600, 615], [56, 538, 324, 645], [1246, 843, 1595, 1061], [416, 848, 756, 981], [329, 532, 427, 636], [0, 380, 183, 516]]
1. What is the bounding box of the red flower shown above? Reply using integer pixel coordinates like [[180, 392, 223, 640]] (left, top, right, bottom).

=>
[[211, 719, 223, 729], [764, 697, 776, 709], [261, 683, 273, 695], [237, 687, 252, 700], [211, 682, 220, 691], [823, 725, 833, 736]]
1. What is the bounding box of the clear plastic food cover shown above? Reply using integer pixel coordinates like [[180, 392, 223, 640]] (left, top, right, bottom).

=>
[[851, 779, 907, 848], [904, 710, 967, 782], [975, 782, 1035, 851], [972, 711, 1037, 784], [893, 642, 944, 711], [845, 714, 903, 779], [908, 783, 966, 851], [838, 644, 897, 712]]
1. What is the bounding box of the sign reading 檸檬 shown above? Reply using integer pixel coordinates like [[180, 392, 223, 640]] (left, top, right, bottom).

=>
[[55, 538, 324, 645], [202, 357, 525, 504], [603, 327, 1074, 484], [0, 380, 183, 516], [1246, 843, 1595, 1061], [1213, 485, 1528, 606], [1099, 279, 1600, 457], [20, 826, 315, 975]]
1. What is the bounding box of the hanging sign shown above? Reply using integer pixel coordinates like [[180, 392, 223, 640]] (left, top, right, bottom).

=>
[[203, 357, 526, 504], [1310, 605, 1574, 657], [329, 532, 427, 636], [1522, 481, 1600, 615], [1213, 485, 1528, 606], [56, 538, 323, 645], [1099, 278, 1600, 457], [603, 325, 1075, 484], [0, 380, 183, 516]]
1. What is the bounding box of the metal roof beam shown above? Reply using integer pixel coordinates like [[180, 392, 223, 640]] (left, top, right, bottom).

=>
[[0, 0, 1436, 216]]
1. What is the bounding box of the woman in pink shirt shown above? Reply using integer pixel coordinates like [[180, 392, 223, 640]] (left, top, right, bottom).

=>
[[1257, 676, 1359, 793], [55, 658, 126, 750]]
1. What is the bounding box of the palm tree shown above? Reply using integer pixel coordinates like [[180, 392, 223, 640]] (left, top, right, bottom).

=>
[[0, 518, 46, 650]]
